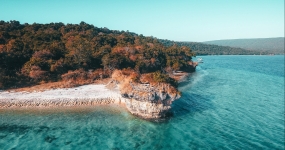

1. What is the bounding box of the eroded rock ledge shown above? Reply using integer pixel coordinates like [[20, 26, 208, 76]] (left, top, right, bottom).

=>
[[111, 70, 183, 120], [122, 83, 180, 120]]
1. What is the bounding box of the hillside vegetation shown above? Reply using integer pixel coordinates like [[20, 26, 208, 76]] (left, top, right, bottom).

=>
[[159, 39, 270, 55], [203, 37, 284, 54], [0, 20, 196, 89]]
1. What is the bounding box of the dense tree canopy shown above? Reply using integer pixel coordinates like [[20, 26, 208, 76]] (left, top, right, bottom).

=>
[[0, 20, 195, 89]]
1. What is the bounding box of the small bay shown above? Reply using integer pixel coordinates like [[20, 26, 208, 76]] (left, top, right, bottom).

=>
[[0, 55, 284, 149]]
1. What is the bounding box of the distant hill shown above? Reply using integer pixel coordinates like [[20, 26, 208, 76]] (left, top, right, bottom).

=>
[[159, 39, 269, 55], [203, 37, 284, 54]]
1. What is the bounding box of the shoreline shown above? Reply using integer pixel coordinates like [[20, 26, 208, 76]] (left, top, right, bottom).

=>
[[0, 71, 192, 120], [0, 84, 126, 109]]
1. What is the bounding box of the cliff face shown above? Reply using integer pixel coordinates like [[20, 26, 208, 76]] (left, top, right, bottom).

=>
[[122, 83, 180, 120], [111, 70, 181, 120]]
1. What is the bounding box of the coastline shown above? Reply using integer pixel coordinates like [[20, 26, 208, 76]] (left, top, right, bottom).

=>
[[0, 84, 126, 109], [0, 71, 191, 120]]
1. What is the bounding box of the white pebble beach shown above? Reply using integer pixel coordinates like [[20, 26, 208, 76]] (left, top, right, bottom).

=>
[[0, 84, 125, 108]]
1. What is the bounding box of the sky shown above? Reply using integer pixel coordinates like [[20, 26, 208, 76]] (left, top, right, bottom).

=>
[[1, 0, 284, 42]]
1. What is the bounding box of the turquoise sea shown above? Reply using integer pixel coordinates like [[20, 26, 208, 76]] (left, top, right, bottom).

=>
[[0, 55, 284, 149]]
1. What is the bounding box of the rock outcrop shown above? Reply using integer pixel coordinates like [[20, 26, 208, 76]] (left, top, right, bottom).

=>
[[111, 70, 181, 120], [122, 83, 180, 120]]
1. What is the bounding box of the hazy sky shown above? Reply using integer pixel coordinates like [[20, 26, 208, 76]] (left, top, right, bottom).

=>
[[1, 0, 284, 42]]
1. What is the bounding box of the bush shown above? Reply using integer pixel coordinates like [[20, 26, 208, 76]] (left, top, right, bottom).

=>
[[29, 66, 48, 81], [153, 71, 177, 87], [61, 69, 87, 81]]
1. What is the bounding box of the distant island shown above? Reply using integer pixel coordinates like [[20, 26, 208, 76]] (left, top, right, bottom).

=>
[[203, 37, 284, 55], [159, 39, 273, 55]]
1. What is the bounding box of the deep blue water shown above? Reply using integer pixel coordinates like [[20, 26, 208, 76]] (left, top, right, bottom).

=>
[[0, 55, 284, 149]]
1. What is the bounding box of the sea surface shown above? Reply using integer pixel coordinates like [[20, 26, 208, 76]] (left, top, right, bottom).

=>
[[0, 55, 284, 149]]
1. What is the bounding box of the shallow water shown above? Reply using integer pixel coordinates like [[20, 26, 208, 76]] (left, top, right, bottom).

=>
[[0, 55, 284, 149]]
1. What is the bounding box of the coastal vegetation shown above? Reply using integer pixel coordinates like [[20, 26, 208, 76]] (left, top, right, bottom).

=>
[[0, 20, 196, 89]]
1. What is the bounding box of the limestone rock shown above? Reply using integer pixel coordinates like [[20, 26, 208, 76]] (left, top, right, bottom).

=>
[[120, 82, 180, 120]]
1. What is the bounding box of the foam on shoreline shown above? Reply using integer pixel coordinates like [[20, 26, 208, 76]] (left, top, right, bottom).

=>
[[0, 84, 125, 108]]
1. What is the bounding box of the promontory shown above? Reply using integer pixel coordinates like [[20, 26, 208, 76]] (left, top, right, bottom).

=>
[[0, 21, 197, 120]]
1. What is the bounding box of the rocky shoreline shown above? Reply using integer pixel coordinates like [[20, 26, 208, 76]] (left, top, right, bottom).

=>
[[0, 71, 191, 121], [0, 83, 180, 121]]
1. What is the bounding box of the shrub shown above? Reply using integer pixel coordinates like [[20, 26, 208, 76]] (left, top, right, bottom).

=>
[[61, 69, 87, 81], [29, 66, 48, 81], [153, 71, 177, 87]]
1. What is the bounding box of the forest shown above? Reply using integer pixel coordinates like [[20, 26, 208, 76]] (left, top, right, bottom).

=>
[[0, 20, 196, 89]]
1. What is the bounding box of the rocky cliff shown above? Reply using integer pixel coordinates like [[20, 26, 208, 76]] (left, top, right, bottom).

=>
[[111, 70, 181, 120], [122, 83, 180, 120]]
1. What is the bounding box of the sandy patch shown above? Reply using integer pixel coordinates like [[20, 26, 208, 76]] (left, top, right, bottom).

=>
[[0, 84, 125, 108]]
